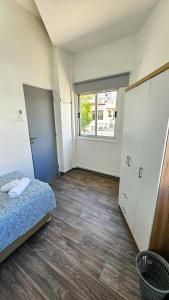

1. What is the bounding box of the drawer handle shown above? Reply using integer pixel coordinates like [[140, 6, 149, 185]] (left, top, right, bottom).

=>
[[126, 156, 129, 165], [126, 156, 132, 167], [138, 167, 143, 178], [123, 192, 128, 199], [122, 206, 127, 214]]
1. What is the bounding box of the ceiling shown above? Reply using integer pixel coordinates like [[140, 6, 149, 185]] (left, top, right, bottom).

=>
[[17, 0, 159, 53], [16, 0, 40, 17]]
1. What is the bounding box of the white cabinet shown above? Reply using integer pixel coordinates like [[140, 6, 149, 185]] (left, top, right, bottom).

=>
[[119, 81, 150, 234], [119, 68, 169, 250]]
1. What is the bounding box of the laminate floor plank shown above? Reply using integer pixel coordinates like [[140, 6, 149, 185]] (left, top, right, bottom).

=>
[[26, 235, 122, 300], [0, 257, 46, 300], [0, 168, 143, 299], [30, 225, 105, 281]]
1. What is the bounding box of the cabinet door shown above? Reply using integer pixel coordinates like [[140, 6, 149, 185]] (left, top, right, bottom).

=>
[[133, 69, 169, 251], [119, 88, 137, 232], [119, 81, 150, 233], [119, 178, 137, 233]]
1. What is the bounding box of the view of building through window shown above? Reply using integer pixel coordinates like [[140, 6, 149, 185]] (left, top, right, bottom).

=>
[[79, 90, 118, 137]]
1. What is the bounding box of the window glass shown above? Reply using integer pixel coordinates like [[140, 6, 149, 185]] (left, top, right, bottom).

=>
[[79, 94, 95, 136], [97, 91, 117, 137]]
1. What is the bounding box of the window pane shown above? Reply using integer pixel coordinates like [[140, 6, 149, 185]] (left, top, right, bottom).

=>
[[79, 94, 95, 136], [97, 91, 117, 137]]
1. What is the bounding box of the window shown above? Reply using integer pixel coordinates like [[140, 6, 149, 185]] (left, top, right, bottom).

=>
[[78, 90, 118, 138]]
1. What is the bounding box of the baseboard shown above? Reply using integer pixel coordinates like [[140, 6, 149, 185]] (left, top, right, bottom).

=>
[[74, 167, 120, 181], [59, 169, 74, 175], [59, 166, 120, 181]]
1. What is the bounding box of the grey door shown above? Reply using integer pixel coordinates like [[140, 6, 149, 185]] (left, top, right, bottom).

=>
[[24, 84, 59, 182]]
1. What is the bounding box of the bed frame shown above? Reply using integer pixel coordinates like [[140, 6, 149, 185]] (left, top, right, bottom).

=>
[[0, 213, 51, 263]]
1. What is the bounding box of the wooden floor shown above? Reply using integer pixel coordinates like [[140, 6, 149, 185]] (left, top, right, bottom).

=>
[[0, 169, 143, 300]]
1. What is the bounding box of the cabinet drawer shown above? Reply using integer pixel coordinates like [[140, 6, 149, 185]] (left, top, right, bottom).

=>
[[119, 181, 137, 234]]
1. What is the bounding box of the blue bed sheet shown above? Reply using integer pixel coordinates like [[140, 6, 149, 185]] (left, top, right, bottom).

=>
[[0, 172, 56, 251]]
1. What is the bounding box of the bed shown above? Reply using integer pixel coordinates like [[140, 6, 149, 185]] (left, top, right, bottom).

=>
[[0, 171, 56, 263]]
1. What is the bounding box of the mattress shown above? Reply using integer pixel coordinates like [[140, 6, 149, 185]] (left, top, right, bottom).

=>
[[0, 172, 56, 251]]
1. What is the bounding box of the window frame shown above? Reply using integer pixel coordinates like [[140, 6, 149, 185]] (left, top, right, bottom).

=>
[[77, 89, 120, 141]]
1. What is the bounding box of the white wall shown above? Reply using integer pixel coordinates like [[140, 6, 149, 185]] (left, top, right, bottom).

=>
[[136, 0, 169, 80], [73, 35, 137, 176], [52, 47, 73, 173], [0, 0, 53, 177], [73, 35, 137, 84]]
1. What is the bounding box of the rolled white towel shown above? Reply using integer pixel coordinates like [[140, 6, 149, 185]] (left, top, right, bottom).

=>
[[0, 179, 20, 192], [8, 178, 30, 198]]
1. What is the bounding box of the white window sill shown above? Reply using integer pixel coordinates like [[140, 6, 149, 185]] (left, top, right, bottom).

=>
[[76, 135, 119, 143]]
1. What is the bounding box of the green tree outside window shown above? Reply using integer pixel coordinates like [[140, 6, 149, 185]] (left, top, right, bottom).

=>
[[80, 95, 93, 132]]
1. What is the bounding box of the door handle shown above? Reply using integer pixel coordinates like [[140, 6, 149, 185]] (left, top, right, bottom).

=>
[[138, 167, 143, 178], [126, 156, 131, 167], [30, 137, 38, 144]]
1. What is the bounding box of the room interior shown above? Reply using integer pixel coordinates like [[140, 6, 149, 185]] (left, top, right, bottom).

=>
[[1, 0, 169, 299]]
